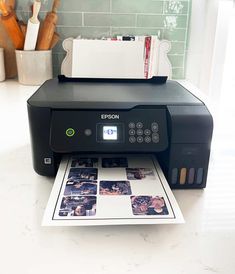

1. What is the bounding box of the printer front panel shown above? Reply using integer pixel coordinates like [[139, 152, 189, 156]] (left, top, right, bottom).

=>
[[50, 108, 168, 153], [28, 104, 213, 189]]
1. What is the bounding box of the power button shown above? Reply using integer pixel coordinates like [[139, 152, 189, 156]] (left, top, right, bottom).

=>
[[66, 128, 75, 137]]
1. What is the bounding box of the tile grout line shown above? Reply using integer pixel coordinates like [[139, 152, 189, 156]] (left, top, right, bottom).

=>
[[162, 0, 166, 40], [82, 12, 84, 27], [16, 10, 189, 16], [109, 0, 112, 36], [57, 25, 188, 30], [182, 0, 191, 78], [172, 67, 184, 69]]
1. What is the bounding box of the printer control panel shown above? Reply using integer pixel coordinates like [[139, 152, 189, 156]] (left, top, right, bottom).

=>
[[50, 108, 168, 153], [128, 121, 159, 144]]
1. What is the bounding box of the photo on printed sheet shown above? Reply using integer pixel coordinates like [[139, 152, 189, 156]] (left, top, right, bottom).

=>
[[131, 196, 169, 216], [126, 168, 155, 180], [71, 157, 98, 168], [99, 180, 132, 195], [64, 180, 97, 195], [102, 157, 128, 168], [67, 168, 98, 181], [59, 196, 97, 217]]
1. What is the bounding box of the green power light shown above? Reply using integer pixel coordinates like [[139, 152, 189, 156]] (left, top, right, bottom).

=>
[[66, 128, 75, 137]]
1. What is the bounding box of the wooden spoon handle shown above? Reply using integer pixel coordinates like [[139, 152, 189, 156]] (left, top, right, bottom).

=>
[[7, 0, 15, 10], [0, 0, 9, 15], [52, 0, 60, 13]]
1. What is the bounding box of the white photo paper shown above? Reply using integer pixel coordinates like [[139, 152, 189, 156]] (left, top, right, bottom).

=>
[[42, 154, 184, 226]]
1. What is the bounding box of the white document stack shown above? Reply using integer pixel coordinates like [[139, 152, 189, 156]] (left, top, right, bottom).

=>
[[71, 36, 160, 79]]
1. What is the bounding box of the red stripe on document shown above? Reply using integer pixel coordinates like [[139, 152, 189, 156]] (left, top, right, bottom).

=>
[[144, 36, 151, 79]]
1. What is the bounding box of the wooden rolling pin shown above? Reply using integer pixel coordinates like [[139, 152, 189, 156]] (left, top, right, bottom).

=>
[[0, 0, 24, 49], [36, 0, 60, 50], [50, 32, 60, 49], [8, 0, 15, 11]]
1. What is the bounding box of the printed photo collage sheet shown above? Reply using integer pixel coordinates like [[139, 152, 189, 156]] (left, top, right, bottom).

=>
[[43, 154, 184, 226]]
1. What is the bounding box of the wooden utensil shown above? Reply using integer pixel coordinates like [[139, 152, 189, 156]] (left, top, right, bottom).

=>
[[24, 0, 41, 50], [36, 0, 60, 50], [50, 32, 60, 49], [0, 0, 17, 78], [0, 0, 24, 49], [18, 21, 27, 37], [8, 0, 15, 10]]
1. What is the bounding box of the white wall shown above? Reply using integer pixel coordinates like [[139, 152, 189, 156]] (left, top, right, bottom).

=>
[[186, 0, 220, 95], [208, 1, 233, 101]]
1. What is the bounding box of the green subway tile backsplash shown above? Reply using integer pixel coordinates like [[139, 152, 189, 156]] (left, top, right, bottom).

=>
[[168, 54, 185, 68], [169, 42, 185, 54], [59, 0, 110, 12], [52, 40, 64, 54], [164, 1, 189, 14], [172, 68, 185, 79], [111, 0, 164, 13], [15, 10, 30, 22], [84, 13, 136, 27], [163, 29, 186, 41], [13, 0, 191, 79], [58, 12, 83, 26], [137, 15, 166, 28], [137, 14, 187, 28], [57, 26, 111, 39]]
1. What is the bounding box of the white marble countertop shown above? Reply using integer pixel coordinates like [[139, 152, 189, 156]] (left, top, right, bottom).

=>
[[0, 80, 234, 274]]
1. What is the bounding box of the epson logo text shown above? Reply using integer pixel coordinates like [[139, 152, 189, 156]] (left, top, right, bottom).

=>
[[101, 114, 120, 120]]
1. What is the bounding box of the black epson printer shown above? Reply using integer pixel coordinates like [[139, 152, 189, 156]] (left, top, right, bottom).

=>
[[27, 78, 213, 189]]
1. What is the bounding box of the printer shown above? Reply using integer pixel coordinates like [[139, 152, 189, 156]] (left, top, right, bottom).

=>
[[27, 78, 213, 189]]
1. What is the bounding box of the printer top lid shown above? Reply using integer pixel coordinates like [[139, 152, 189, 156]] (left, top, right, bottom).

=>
[[28, 78, 203, 109]]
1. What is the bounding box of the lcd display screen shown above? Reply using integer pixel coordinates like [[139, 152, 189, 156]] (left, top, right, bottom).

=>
[[103, 126, 118, 140]]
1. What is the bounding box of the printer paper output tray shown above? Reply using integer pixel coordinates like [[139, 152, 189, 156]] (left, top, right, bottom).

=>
[[43, 154, 184, 226]]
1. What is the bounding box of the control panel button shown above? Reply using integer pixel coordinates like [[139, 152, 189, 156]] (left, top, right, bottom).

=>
[[136, 129, 143, 136], [152, 133, 159, 143], [151, 122, 159, 132], [137, 136, 143, 143], [144, 136, 151, 143], [84, 129, 92, 136], [66, 128, 75, 137], [136, 122, 143, 129], [44, 158, 52, 165], [128, 122, 135, 129], [144, 129, 151, 136], [129, 129, 135, 136], [129, 136, 136, 143]]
